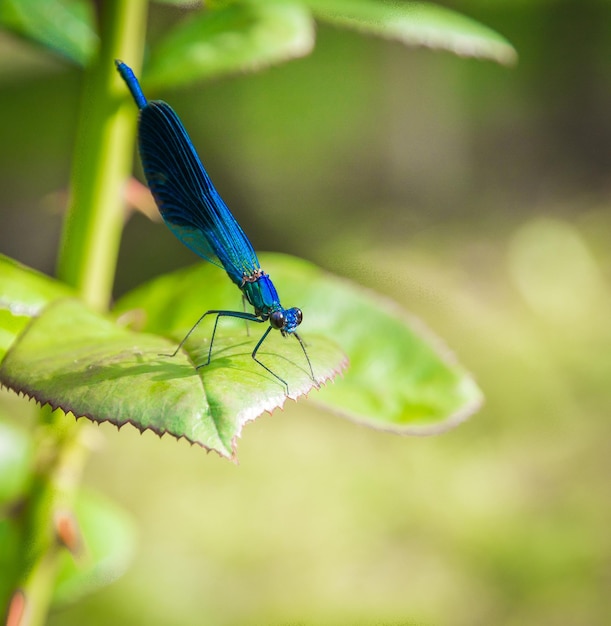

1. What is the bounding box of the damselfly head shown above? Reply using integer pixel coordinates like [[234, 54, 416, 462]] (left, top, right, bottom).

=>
[[270, 307, 303, 334]]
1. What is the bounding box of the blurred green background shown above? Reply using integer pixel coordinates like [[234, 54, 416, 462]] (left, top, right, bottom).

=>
[[1, 1, 611, 624]]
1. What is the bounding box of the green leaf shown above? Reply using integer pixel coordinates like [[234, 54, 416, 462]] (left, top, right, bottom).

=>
[[0, 254, 75, 360], [152, 0, 207, 5], [0, 0, 97, 65], [0, 254, 74, 316], [144, 1, 315, 89], [115, 253, 482, 434], [304, 0, 516, 65], [53, 489, 137, 605], [0, 516, 20, 611], [0, 421, 32, 505], [0, 298, 345, 459]]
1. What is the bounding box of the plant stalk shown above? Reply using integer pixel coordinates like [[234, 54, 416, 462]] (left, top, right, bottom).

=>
[[57, 0, 147, 310], [11, 2, 148, 625]]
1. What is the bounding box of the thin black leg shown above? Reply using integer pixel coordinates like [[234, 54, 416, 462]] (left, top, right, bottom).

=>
[[188, 310, 266, 368], [251, 326, 289, 393], [294, 332, 318, 388]]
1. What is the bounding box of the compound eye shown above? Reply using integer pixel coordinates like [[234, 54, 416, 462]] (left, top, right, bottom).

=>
[[270, 310, 286, 329], [295, 308, 303, 325]]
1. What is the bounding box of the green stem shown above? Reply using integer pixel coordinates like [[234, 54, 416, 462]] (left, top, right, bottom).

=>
[[12, 408, 94, 626], [57, 0, 148, 309], [13, 2, 148, 625]]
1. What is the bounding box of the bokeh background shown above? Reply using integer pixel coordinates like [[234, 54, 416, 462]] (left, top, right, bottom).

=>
[[1, 1, 611, 624]]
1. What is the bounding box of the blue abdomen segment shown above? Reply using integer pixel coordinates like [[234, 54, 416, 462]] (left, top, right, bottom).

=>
[[116, 61, 147, 109]]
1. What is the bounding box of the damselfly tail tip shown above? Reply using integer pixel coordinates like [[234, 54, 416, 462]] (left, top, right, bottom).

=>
[[115, 60, 148, 110]]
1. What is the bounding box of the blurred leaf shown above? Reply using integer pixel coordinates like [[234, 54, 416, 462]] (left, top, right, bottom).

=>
[[53, 489, 137, 605], [0, 310, 29, 363], [0, 298, 345, 459], [152, 0, 202, 5], [304, 0, 517, 65], [0, 254, 74, 316], [115, 253, 482, 434], [0, 516, 20, 612], [0, 254, 75, 359], [0, 0, 97, 65], [508, 218, 609, 324], [0, 421, 32, 504], [144, 0, 315, 88]]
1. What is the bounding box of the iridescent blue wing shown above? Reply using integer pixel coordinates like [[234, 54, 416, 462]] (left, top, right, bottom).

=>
[[137, 100, 260, 286]]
